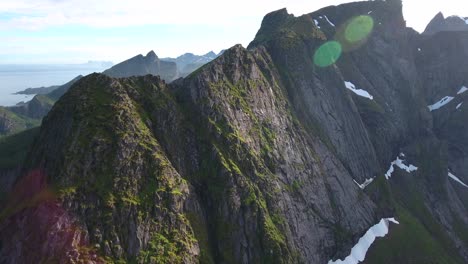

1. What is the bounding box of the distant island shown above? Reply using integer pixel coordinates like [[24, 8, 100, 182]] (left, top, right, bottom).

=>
[[14, 85, 61, 95], [11, 61, 113, 95]]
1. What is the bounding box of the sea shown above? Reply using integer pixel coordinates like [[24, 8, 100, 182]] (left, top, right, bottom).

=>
[[0, 63, 112, 106]]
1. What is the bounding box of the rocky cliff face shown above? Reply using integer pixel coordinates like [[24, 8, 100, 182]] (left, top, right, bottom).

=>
[[1, 1, 467, 263], [103, 51, 178, 82]]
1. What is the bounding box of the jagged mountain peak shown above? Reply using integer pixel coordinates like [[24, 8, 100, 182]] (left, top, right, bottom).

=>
[[257, 8, 294, 32], [146, 50, 158, 60], [424, 12, 468, 35], [250, 0, 406, 49], [435, 11, 445, 20]]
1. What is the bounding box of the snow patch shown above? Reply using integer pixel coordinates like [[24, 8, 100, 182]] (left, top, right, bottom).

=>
[[457, 86, 468, 95], [328, 218, 399, 264], [448, 172, 468, 188], [353, 178, 374, 190], [417, 48, 421, 52], [324, 15, 336, 27], [344, 81, 374, 100], [427, 96, 454, 111], [314, 19, 321, 28], [385, 155, 418, 180], [368, 11, 373, 14], [456, 16, 468, 24], [428, 86, 467, 111]]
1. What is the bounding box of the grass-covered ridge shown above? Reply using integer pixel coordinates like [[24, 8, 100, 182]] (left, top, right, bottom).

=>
[[25, 74, 199, 263], [0, 107, 41, 137]]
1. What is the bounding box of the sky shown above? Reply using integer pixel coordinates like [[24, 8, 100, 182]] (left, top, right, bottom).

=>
[[0, 0, 466, 64]]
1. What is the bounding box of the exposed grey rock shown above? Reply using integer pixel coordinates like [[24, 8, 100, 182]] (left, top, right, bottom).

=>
[[424, 12, 468, 35]]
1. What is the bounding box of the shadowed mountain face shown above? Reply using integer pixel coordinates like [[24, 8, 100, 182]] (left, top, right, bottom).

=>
[[0, 1, 467, 263], [103, 51, 178, 81], [424, 12, 468, 35]]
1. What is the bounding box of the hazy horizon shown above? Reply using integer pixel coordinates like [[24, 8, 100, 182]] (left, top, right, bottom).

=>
[[1, 0, 467, 64]]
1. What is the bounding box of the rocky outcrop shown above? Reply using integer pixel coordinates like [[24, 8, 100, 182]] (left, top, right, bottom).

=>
[[424, 12, 468, 35]]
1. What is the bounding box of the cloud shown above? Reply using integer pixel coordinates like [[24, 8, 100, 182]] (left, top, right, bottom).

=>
[[0, 0, 352, 30], [402, 0, 468, 32], [2, 0, 465, 64], [1, 0, 467, 32], [0, 0, 357, 63]]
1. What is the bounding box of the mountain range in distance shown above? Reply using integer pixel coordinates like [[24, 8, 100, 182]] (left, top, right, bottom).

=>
[[0, 50, 224, 139], [161, 50, 224, 77], [103, 50, 224, 81], [1, 50, 222, 137], [13, 50, 223, 96]]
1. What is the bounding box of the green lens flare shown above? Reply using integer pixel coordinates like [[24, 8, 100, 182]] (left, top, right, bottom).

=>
[[345, 15, 374, 43], [313, 41, 342, 67]]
